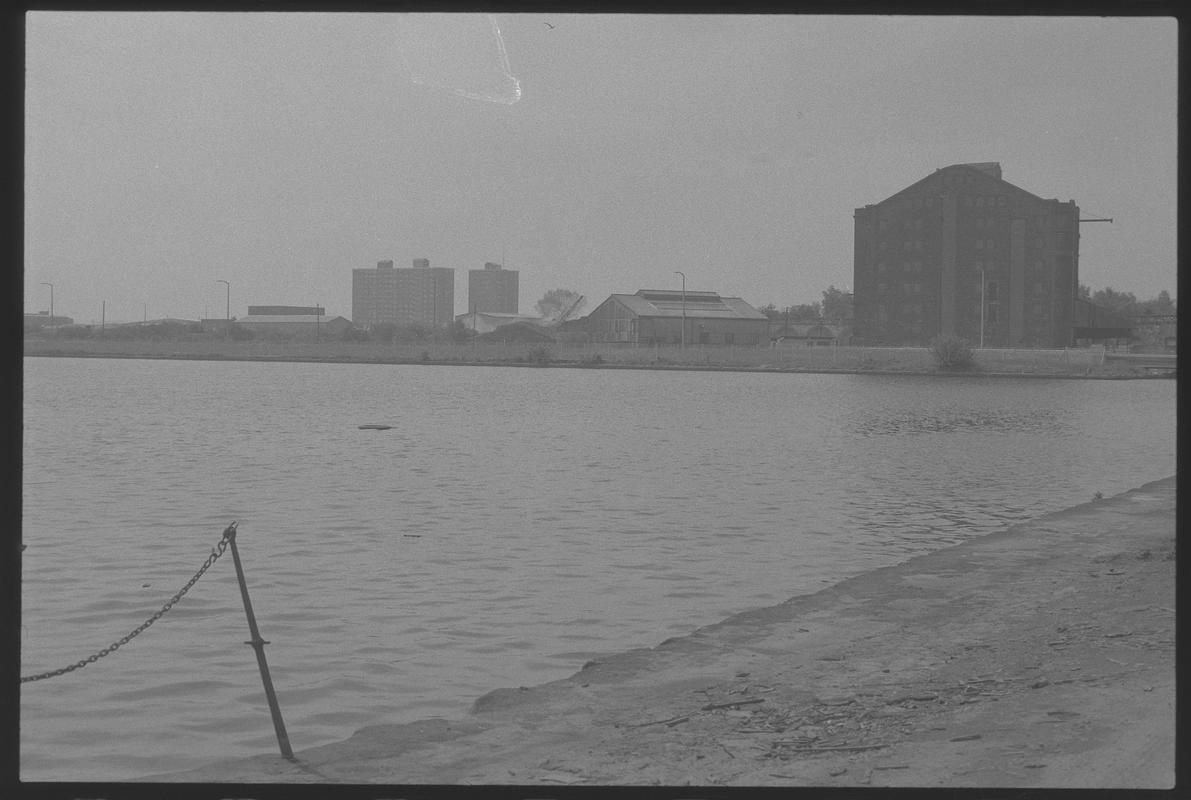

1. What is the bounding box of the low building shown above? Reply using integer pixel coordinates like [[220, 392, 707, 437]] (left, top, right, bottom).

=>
[[1072, 299, 1133, 347], [247, 305, 325, 316], [24, 312, 74, 331], [235, 314, 351, 338], [476, 321, 556, 344], [769, 322, 842, 347], [579, 290, 769, 345], [454, 310, 545, 335]]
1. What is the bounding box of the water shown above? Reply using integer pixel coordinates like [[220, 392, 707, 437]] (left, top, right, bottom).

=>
[[20, 357, 1176, 781]]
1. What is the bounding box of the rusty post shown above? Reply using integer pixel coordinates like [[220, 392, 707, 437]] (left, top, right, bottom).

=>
[[226, 523, 295, 760]]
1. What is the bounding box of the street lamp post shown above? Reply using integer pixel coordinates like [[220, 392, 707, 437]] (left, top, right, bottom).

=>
[[40, 282, 53, 323], [978, 265, 986, 349], [674, 271, 686, 349], [216, 280, 230, 321]]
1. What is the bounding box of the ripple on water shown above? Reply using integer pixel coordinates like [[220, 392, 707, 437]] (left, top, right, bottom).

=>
[[20, 361, 1175, 781]]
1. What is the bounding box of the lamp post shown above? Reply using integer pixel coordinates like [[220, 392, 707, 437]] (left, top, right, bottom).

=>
[[40, 282, 53, 323], [674, 271, 686, 349], [216, 280, 230, 321], [978, 265, 986, 349]]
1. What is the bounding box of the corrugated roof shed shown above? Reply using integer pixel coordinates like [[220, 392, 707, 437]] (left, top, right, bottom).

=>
[[610, 291, 767, 320]]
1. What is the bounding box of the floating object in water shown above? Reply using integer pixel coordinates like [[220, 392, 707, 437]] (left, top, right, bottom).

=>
[[358, 424, 392, 430]]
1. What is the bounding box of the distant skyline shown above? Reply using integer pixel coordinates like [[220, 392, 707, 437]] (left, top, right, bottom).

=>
[[25, 13, 1177, 324]]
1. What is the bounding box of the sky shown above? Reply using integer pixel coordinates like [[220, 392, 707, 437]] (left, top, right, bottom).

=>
[[24, 12, 1178, 324]]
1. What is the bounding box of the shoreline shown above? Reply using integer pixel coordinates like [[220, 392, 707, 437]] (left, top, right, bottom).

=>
[[141, 476, 1177, 788], [23, 348, 1175, 380]]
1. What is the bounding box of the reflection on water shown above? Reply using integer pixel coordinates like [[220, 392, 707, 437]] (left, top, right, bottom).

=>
[[21, 360, 1175, 781]]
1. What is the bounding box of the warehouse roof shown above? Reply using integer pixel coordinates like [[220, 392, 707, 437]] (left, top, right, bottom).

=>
[[607, 290, 767, 320]]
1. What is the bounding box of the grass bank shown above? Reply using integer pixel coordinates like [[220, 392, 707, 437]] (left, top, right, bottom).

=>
[[23, 337, 1172, 379]]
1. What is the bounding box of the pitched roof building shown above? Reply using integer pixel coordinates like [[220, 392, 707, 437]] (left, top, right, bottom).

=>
[[579, 289, 769, 345], [853, 162, 1084, 347]]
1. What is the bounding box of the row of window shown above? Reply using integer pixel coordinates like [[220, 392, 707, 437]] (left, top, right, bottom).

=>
[[876, 283, 926, 295], [872, 260, 1057, 276], [869, 280, 1051, 300], [902, 194, 1012, 210]]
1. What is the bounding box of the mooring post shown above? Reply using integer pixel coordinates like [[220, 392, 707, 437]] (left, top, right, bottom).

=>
[[226, 523, 295, 760]]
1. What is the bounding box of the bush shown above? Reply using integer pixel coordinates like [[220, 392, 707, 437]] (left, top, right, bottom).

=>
[[227, 322, 255, 341], [527, 346, 552, 365], [370, 322, 397, 343], [930, 335, 975, 371]]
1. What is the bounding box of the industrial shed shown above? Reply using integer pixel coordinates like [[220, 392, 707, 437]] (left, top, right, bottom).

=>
[[235, 314, 351, 338], [579, 290, 769, 346]]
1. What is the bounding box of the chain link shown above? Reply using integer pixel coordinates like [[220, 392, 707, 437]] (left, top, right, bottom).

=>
[[21, 523, 238, 683]]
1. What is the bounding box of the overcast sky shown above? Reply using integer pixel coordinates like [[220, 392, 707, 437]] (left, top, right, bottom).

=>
[[24, 12, 1177, 324]]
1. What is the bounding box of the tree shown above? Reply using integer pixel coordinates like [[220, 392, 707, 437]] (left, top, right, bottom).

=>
[[1089, 287, 1139, 318], [1138, 290, 1176, 316], [370, 322, 398, 343], [821, 285, 853, 324], [535, 289, 585, 322]]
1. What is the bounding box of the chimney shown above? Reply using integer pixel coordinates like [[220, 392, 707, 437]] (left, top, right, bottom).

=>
[[484, 262, 502, 270], [413, 258, 430, 269], [377, 260, 394, 269]]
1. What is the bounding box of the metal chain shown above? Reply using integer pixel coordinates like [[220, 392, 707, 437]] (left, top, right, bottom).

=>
[[21, 523, 238, 683]]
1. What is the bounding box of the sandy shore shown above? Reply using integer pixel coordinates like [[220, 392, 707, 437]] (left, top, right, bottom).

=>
[[144, 476, 1176, 789]]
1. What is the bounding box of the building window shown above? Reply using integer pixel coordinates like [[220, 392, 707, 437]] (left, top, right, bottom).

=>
[[879, 219, 889, 231], [998, 196, 1007, 206], [976, 196, 985, 207], [975, 240, 983, 250], [877, 283, 887, 294], [903, 261, 912, 272], [964, 196, 973, 207], [987, 305, 999, 324], [987, 281, 999, 301], [877, 261, 887, 272], [986, 239, 995, 250], [724, 332, 734, 345]]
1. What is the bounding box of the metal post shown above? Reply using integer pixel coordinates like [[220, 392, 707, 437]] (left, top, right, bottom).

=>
[[40, 282, 53, 323], [978, 266, 986, 349], [217, 280, 230, 321], [674, 271, 686, 349], [226, 524, 295, 760]]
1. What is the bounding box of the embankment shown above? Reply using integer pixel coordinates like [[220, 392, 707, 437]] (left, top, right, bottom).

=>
[[23, 338, 1173, 379], [144, 476, 1177, 788]]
